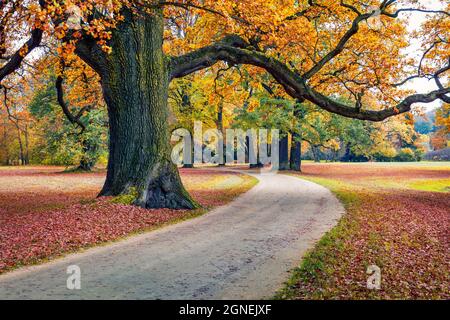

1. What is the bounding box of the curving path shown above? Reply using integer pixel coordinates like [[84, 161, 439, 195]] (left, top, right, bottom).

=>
[[0, 170, 344, 300]]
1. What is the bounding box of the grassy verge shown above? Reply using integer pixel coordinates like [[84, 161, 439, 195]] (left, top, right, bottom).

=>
[[275, 176, 362, 300], [408, 178, 450, 193], [276, 166, 449, 300]]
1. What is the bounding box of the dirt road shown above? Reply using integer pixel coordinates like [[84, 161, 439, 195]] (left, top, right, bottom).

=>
[[0, 171, 344, 299]]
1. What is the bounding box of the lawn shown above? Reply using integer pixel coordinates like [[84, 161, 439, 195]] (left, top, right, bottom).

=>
[[277, 162, 449, 300], [0, 166, 257, 274]]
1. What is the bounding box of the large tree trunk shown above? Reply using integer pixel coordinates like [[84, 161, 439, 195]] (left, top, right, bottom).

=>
[[76, 9, 197, 209]]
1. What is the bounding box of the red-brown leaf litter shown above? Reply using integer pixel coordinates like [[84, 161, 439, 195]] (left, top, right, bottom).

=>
[[0, 166, 255, 273], [286, 163, 449, 299]]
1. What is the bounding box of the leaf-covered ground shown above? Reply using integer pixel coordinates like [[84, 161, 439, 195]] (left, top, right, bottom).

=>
[[278, 162, 449, 300], [0, 166, 257, 274]]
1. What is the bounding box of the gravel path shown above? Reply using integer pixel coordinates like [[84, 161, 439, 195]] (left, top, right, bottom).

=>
[[0, 171, 344, 300]]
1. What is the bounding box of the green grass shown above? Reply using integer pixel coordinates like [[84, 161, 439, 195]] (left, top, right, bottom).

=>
[[274, 220, 354, 300], [292, 175, 361, 205], [408, 179, 450, 193], [274, 175, 360, 300]]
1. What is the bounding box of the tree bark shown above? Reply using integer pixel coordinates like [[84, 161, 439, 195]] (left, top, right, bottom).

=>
[[76, 9, 197, 209]]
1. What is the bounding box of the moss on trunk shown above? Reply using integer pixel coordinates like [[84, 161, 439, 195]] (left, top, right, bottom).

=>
[[76, 9, 197, 209]]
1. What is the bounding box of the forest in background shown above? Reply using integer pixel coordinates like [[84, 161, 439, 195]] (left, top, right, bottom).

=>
[[0, 61, 448, 169], [0, 0, 448, 172]]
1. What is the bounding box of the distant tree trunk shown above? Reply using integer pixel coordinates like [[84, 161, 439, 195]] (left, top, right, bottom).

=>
[[311, 145, 321, 163], [332, 149, 339, 162], [290, 104, 303, 171], [279, 133, 290, 170], [2, 119, 9, 165], [15, 126, 24, 165], [182, 135, 194, 168], [23, 123, 30, 165], [249, 162, 264, 168], [290, 131, 302, 171], [75, 9, 197, 209], [216, 100, 225, 167], [180, 92, 194, 169], [247, 134, 263, 168], [77, 138, 98, 171], [245, 135, 249, 164], [78, 159, 94, 171], [342, 143, 351, 162]]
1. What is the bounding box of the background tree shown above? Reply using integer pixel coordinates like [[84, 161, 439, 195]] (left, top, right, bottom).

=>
[[28, 72, 108, 169], [0, 76, 34, 165], [431, 103, 450, 150]]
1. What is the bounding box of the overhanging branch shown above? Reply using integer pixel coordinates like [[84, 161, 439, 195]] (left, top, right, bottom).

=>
[[169, 35, 449, 122], [0, 0, 47, 83], [0, 28, 43, 83], [302, 85, 450, 121]]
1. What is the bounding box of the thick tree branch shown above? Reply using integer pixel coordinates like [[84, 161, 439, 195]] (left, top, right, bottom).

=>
[[1, 85, 29, 133], [0, 0, 47, 83], [55, 76, 87, 133], [168, 0, 450, 122], [0, 28, 43, 83], [169, 35, 304, 99], [169, 36, 449, 122], [302, 2, 449, 81], [302, 85, 449, 121], [74, 37, 109, 76], [382, 8, 450, 18]]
